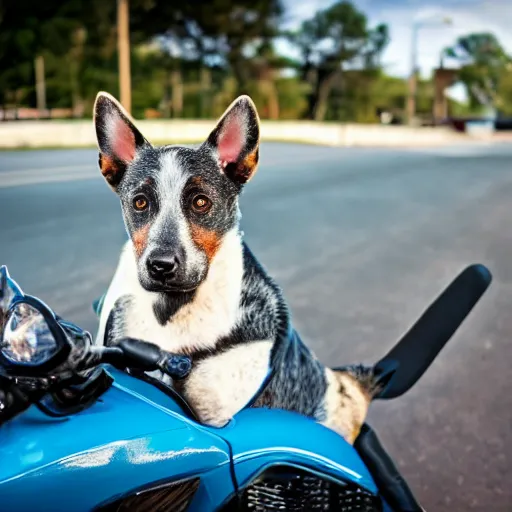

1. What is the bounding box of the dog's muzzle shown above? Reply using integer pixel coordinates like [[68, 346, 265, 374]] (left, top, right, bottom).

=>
[[146, 248, 185, 285]]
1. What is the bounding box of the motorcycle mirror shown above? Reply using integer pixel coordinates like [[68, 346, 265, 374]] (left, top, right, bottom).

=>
[[0, 299, 72, 377], [2, 302, 59, 366]]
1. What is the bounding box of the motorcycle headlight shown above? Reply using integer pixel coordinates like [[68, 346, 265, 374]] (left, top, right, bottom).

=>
[[0, 300, 70, 376]]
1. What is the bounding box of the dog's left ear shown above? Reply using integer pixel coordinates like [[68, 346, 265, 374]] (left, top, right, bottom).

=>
[[205, 95, 260, 185]]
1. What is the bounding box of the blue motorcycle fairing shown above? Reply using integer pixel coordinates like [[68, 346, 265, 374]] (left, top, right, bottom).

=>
[[107, 369, 377, 494], [0, 366, 378, 511], [0, 369, 233, 512], [223, 407, 377, 494]]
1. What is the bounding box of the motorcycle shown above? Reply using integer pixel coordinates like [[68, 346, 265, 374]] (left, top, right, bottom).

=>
[[0, 263, 492, 511]]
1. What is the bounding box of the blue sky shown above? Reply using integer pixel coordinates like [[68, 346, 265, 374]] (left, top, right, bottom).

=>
[[278, 0, 512, 80]]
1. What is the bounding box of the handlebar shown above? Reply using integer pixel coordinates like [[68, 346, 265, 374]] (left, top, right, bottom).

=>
[[375, 264, 492, 399], [0, 338, 193, 425], [79, 338, 192, 379]]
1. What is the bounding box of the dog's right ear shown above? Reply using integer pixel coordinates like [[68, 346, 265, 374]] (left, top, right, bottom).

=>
[[93, 92, 150, 190]]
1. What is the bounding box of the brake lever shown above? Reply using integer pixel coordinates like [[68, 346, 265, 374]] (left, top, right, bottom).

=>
[[35, 368, 114, 418], [0, 376, 44, 425]]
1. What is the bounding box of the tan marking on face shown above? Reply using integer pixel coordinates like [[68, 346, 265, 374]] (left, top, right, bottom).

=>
[[99, 154, 122, 186], [132, 224, 150, 258], [190, 224, 221, 262]]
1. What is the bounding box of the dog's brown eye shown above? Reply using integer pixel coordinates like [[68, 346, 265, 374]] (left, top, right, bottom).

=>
[[192, 195, 211, 213], [133, 194, 148, 211]]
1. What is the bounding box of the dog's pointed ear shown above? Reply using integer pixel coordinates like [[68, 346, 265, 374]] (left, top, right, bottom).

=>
[[93, 92, 150, 190], [205, 95, 260, 185]]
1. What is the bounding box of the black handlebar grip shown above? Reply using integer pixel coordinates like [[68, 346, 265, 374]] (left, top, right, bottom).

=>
[[118, 337, 162, 371], [376, 264, 492, 399], [117, 338, 192, 380]]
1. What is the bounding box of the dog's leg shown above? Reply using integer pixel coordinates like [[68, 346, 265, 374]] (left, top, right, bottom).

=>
[[181, 340, 273, 427], [249, 334, 375, 443], [322, 363, 396, 443], [321, 367, 375, 444]]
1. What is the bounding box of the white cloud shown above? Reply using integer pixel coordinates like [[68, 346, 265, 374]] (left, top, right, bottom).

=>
[[445, 81, 469, 103], [281, 0, 336, 29]]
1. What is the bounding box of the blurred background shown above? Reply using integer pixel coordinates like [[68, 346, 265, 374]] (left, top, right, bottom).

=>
[[0, 0, 511, 126], [1, 1, 512, 512]]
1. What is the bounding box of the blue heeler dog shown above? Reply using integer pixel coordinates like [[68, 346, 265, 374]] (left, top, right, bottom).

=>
[[94, 92, 390, 444]]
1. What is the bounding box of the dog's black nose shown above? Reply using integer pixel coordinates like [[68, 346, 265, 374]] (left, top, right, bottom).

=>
[[147, 253, 180, 281]]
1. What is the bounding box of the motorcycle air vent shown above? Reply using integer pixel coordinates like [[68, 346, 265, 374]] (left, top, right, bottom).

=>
[[221, 465, 382, 512], [94, 476, 200, 512]]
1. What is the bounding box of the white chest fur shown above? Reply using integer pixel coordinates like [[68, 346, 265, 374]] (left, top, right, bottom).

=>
[[96, 229, 244, 353]]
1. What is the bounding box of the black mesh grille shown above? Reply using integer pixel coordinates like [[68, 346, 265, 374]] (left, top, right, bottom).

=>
[[226, 466, 381, 512], [95, 477, 200, 512]]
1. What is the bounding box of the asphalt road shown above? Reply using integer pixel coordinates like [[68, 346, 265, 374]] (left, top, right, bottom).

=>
[[1, 142, 512, 511]]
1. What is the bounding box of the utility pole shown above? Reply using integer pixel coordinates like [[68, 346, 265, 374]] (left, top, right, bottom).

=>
[[406, 16, 453, 125], [117, 0, 131, 114], [406, 23, 418, 125], [35, 55, 46, 117]]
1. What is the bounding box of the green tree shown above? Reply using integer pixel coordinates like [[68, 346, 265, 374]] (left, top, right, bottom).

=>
[[132, 0, 283, 95], [497, 68, 512, 116], [289, 0, 389, 120], [445, 32, 511, 114], [0, 0, 70, 110], [0, 0, 175, 114]]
